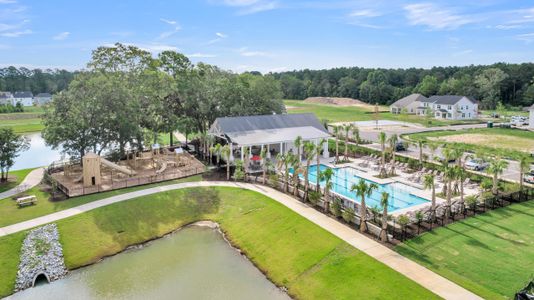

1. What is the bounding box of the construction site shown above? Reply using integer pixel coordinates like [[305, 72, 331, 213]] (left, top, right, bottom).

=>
[[47, 147, 205, 197]]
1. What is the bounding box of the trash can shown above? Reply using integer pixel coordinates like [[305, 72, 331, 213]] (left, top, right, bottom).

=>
[[487, 121, 493, 128]]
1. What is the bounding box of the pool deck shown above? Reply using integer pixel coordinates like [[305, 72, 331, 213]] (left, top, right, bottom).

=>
[[310, 156, 479, 216]]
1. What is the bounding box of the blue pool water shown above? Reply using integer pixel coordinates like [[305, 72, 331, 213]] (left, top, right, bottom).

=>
[[301, 164, 428, 212]]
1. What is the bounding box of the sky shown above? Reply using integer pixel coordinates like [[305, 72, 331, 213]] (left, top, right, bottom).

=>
[[0, 0, 534, 73]]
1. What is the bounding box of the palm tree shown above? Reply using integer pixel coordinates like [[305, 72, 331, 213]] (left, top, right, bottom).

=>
[[221, 145, 231, 180], [315, 138, 326, 192], [212, 143, 222, 167], [294, 135, 303, 161], [487, 157, 509, 195], [379, 192, 389, 242], [289, 155, 302, 197], [320, 167, 334, 212], [350, 179, 378, 233], [423, 174, 436, 213], [456, 166, 467, 204], [260, 147, 268, 184], [443, 165, 456, 221], [344, 123, 353, 159], [518, 154, 530, 191], [427, 143, 438, 162], [206, 135, 215, 164], [416, 140, 425, 165], [276, 153, 293, 193], [378, 132, 387, 177], [332, 125, 340, 163], [352, 125, 360, 146], [303, 141, 316, 200], [388, 134, 398, 176]]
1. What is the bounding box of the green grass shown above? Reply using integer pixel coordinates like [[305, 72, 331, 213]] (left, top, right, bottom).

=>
[[0, 168, 34, 193], [0, 187, 439, 299], [0, 107, 44, 133], [396, 201, 534, 299], [0, 175, 203, 228], [0, 232, 25, 297], [405, 128, 534, 160], [284, 100, 482, 127]]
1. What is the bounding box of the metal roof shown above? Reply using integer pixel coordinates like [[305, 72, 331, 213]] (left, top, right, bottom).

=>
[[13, 91, 33, 98], [209, 113, 330, 145], [35, 93, 52, 98]]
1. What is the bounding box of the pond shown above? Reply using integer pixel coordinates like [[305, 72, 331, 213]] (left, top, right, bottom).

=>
[[13, 132, 65, 171], [10, 225, 290, 300]]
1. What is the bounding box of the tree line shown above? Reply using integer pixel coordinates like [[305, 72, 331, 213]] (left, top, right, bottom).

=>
[[42, 43, 283, 160], [272, 63, 534, 109], [0, 67, 75, 94]]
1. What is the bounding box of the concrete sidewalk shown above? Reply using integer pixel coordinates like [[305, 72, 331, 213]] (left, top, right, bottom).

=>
[[0, 168, 45, 200], [0, 181, 482, 300]]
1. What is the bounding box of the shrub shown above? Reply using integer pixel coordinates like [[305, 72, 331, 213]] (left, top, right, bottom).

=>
[[308, 191, 321, 206], [330, 199, 342, 218], [268, 173, 279, 188], [342, 207, 355, 223]]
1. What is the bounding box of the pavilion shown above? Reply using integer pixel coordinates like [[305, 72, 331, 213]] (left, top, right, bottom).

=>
[[208, 113, 331, 162]]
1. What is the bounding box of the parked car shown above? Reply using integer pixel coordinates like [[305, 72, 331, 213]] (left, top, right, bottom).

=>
[[524, 170, 534, 184], [465, 159, 489, 171], [395, 142, 406, 152]]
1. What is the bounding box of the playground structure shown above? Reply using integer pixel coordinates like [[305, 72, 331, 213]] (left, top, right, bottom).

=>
[[48, 147, 205, 197]]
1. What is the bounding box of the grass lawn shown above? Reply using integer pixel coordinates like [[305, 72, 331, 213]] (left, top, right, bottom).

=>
[[396, 201, 534, 299], [0, 168, 34, 193], [284, 100, 482, 127], [0, 187, 438, 299], [405, 128, 534, 160], [0, 175, 203, 228], [0, 107, 45, 133]]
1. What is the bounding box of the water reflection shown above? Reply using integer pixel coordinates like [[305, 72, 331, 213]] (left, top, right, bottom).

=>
[[10, 226, 290, 300], [12, 133, 64, 171]]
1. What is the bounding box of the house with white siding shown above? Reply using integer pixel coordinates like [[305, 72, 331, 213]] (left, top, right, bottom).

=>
[[0, 92, 13, 105], [12, 91, 34, 106], [389, 94, 478, 120], [529, 104, 534, 129], [34, 93, 53, 105]]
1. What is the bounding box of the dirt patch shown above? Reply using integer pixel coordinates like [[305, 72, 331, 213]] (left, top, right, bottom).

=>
[[429, 134, 534, 152], [303, 97, 370, 107]]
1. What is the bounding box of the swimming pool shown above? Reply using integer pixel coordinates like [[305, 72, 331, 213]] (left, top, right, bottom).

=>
[[302, 164, 428, 212]]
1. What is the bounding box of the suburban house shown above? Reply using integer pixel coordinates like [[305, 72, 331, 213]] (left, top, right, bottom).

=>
[[529, 104, 534, 129], [208, 113, 331, 163], [12, 91, 34, 106], [34, 93, 53, 105], [428, 95, 478, 120], [390, 93, 429, 115], [390, 93, 478, 120], [0, 92, 13, 105]]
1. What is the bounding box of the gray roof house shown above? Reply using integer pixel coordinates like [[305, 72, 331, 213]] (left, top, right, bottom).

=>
[[13, 91, 33, 98], [34, 93, 53, 105], [208, 113, 331, 161], [529, 104, 534, 129], [12, 91, 34, 106], [390, 93, 429, 115], [0, 92, 13, 105]]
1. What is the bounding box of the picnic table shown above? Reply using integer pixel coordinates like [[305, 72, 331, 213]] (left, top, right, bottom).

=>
[[16, 195, 37, 207]]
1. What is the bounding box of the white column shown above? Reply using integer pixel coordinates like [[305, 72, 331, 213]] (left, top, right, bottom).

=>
[[314, 139, 319, 161], [261, 145, 264, 162], [229, 143, 234, 161], [266, 144, 271, 159], [241, 146, 244, 161], [249, 146, 253, 158], [280, 142, 283, 154], [323, 139, 329, 158]]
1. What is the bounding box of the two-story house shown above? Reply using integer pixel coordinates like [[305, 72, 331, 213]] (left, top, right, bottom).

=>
[[12, 91, 34, 106], [427, 95, 478, 120], [0, 92, 14, 105]]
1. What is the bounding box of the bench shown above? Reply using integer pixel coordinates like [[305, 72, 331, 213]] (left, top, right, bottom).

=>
[[16, 195, 37, 207]]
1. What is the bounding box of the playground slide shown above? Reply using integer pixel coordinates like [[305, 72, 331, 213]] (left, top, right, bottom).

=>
[[101, 158, 137, 176], [155, 159, 168, 175]]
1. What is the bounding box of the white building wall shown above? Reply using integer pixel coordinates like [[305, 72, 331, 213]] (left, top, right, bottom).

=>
[[529, 107, 534, 129]]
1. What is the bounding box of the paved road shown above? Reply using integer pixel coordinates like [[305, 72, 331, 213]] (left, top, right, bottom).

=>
[[0, 181, 481, 300], [0, 168, 45, 200]]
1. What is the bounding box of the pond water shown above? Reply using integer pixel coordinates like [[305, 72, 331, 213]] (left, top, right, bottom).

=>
[[12, 132, 65, 171], [10, 226, 290, 300]]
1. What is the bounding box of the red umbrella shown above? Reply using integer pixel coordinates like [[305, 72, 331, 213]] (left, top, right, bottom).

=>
[[251, 155, 261, 161]]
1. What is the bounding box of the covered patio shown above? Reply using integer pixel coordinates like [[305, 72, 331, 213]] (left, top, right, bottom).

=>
[[208, 113, 331, 169]]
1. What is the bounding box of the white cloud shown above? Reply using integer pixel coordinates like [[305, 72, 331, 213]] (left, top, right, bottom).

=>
[[214, 0, 278, 15], [160, 18, 177, 25], [207, 32, 228, 44], [0, 0, 17, 4], [516, 33, 534, 43], [349, 9, 381, 18], [216, 32, 227, 38], [0, 28, 31, 37], [494, 24, 523, 30], [53, 31, 70, 40], [187, 53, 217, 58], [404, 3, 473, 30]]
